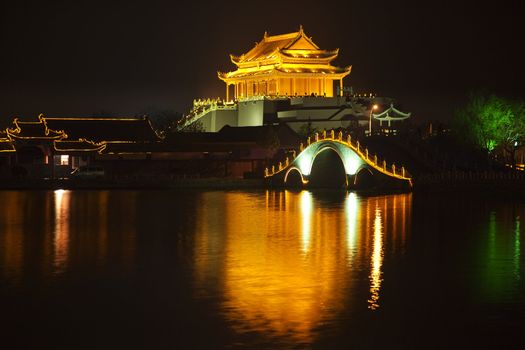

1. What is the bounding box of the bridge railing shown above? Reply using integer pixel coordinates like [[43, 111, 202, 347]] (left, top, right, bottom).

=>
[[264, 129, 412, 182]]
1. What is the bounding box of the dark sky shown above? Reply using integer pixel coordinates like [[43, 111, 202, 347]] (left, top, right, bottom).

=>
[[1, 0, 523, 125]]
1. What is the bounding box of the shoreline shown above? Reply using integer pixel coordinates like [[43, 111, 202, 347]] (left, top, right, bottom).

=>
[[1, 177, 525, 195], [0, 178, 267, 191]]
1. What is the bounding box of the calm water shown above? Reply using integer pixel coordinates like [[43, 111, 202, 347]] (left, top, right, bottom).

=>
[[0, 189, 524, 349]]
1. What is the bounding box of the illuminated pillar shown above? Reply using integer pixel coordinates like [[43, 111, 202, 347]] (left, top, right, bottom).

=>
[[226, 84, 229, 102], [339, 78, 343, 97], [307, 78, 310, 95], [292, 78, 296, 96], [276, 78, 280, 95]]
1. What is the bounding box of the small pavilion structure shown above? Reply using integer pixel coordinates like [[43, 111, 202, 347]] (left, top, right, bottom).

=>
[[372, 103, 411, 127], [218, 26, 351, 101]]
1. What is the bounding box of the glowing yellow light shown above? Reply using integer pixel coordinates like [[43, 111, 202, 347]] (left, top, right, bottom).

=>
[[300, 191, 313, 253], [60, 155, 69, 165], [368, 206, 384, 310], [53, 189, 70, 274], [218, 28, 350, 99], [346, 192, 358, 263]]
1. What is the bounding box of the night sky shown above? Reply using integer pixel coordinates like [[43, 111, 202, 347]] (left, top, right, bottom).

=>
[[1, 0, 523, 125]]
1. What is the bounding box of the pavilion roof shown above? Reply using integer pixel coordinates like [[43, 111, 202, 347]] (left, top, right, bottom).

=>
[[230, 27, 326, 65], [280, 48, 339, 60], [372, 103, 411, 121], [219, 64, 351, 80], [6, 116, 65, 140], [0, 136, 15, 152], [54, 139, 106, 153]]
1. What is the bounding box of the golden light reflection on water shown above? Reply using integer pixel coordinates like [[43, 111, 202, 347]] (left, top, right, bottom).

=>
[[0, 192, 26, 280], [346, 192, 358, 263], [368, 206, 383, 310], [300, 191, 313, 253], [53, 189, 71, 273], [0, 191, 138, 281], [194, 190, 412, 344]]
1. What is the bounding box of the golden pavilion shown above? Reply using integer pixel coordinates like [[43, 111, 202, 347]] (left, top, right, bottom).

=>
[[218, 26, 351, 100]]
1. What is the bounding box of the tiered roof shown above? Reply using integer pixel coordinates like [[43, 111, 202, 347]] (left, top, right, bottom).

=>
[[218, 27, 351, 81]]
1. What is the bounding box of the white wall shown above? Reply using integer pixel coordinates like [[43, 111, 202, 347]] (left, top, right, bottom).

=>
[[238, 100, 265, 126]]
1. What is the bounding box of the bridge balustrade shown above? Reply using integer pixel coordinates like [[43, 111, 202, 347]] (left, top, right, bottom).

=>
[[264, 128, 412, 188]]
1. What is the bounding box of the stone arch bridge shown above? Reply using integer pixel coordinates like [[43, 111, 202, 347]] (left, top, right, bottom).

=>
[[265, 130, 412, 190]]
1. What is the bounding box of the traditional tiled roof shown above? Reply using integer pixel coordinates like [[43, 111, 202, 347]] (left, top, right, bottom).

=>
[[99, 141, 166, 154], [6, 116, 65, 140], [54, 139, 106, 153], [372, 103, 411, 121], [165, 124, 301, 151], [279, 49, 339, 60], [219, 65, 351, 79], [0, 133, 15, 152], [229, 27, 331, 64], [44, 117, 163, 142], [220, 27, 351, 82]]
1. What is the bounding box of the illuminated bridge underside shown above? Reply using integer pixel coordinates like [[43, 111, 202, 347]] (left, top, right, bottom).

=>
[[266, 137, 412, 189]]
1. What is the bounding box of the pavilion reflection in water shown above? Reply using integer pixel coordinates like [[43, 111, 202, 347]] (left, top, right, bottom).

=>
[[193, 190, 412, 343]]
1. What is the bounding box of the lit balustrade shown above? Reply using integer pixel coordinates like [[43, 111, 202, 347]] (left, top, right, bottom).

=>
[[264, 129, 412, 183]]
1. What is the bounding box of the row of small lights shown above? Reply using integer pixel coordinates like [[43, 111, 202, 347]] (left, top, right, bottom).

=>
[[265, 129, 411, 182]]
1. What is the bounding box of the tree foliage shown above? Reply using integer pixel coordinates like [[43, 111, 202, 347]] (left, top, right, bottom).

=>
[[454, 91, 525, 165]]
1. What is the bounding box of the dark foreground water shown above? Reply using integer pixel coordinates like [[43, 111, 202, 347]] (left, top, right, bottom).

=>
[[0, 189, 524, 349]]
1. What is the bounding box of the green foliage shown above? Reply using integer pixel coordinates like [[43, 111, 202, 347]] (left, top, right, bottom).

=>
[[454, 92, 525, 158]]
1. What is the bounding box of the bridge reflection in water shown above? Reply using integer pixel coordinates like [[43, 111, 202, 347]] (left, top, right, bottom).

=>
[[193, 190, 412, 345]]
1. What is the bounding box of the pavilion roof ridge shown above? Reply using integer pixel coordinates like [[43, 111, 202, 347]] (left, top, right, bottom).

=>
[[372, 103, 412, 119], [43, 116, 146, 121], [230, 27, 321, 65], [263, 31, 300, 42]]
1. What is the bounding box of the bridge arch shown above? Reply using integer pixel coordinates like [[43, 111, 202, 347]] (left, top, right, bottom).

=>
[[309, 146, 348, 188], [354, 166, 375, 186], [284, 167, 306, 187], [265, 132, 412, 190]]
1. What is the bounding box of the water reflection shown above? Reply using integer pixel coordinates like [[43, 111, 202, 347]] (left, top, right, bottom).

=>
[[345, 192, 358, 263], [478, 210, 522, 302], [300, 191, 313, 253], [53, 189, 71, 273], [0, 190, 138, 283], [368, 206, 384, 310], [0, 192, 27, 280], [514, 216, 521, 281], [194, 190, 411, 344]]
